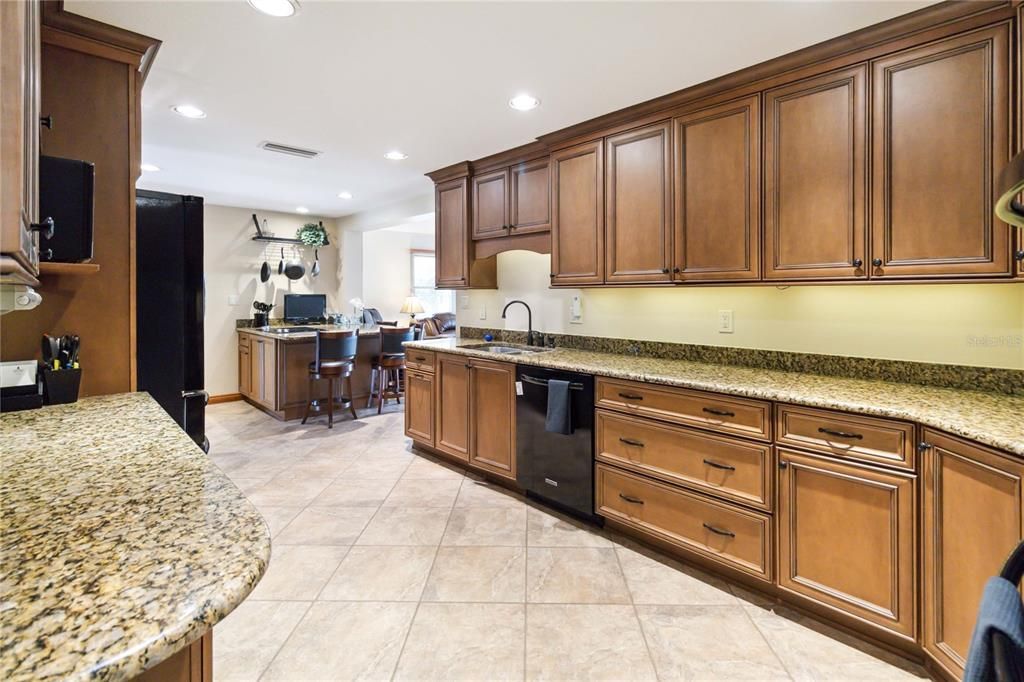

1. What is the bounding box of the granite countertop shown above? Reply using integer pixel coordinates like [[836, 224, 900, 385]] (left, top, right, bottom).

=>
[[0, 393, 271, 681], [406, 337, 1024, 456], [239, 322, 390, 341]]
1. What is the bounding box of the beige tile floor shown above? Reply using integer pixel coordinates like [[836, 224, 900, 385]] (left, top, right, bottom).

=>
[[207, 400, 928, 681]]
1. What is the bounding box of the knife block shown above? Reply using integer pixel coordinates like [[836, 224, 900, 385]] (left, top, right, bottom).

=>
[[41, 366, 81, 405]]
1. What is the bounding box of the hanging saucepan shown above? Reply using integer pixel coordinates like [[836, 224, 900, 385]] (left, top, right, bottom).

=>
[[311, 249, 320, 277], [284, 246, 305, 280], [260, 258, 271, 282]]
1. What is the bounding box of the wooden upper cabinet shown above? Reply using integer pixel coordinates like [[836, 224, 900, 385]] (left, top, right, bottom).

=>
[[870, 24, 1011, 278], [435, 177, 470, 287], [605, 122, 673, 283], [764, 65, 867, 280], [472, 168, 509, 240], [777, 448, 916, 640], [551, 140, 604, 286], [468, 359, 516, 480], [509, 158, 550, 234], [922, 429, 1024, 679], [435, 353, 471, 461], [673, 95, 760, 282]]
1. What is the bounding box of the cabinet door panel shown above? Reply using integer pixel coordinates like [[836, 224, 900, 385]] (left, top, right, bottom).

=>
[[238, 346, 250, 397], [469, 360, 515, 479], [435, 354, 470, 461], [777, 449, 916, 640], [764, 65, 867, 280], [922, 429, 1024, 679], [871, 25, 1011, 278], [551, 140, 604, 285], [605, 122, 672, 283], [472, 168, 509, 240], [510, 158, 550, 234], [436, 178, 469, 288], [673, 95, 760, 281], [404, 370, 434, 446]]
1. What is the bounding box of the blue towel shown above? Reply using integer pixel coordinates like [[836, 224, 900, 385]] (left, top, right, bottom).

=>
[[545, 379, 572, 435], [964, 576, 1024, 681]]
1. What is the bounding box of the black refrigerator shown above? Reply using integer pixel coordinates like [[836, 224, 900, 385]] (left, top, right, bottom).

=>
[[136, 189, 208, 451]]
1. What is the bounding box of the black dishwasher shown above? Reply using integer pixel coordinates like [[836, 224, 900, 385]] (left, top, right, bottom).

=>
[[515, 366, 598, 521]]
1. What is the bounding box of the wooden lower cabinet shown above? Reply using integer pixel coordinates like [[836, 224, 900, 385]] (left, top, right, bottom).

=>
[[249, 336, 276, 409], [922, 429, 1024, 679], [238, 341, 251, 399], [777, 448, 916, 640], [468, 359, 516, 479], [137, 630, 212, 682], [404, 369, 434, 446], [435, 353, 471, 460]]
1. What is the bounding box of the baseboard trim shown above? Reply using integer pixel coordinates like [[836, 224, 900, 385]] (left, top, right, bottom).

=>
[[208, 393, 242, 404]]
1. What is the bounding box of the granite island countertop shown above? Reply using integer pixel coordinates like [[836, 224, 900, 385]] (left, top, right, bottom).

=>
[[406, 337, 1024, 456], [0, 393, 271, 681], [238, 322, 392, 342]]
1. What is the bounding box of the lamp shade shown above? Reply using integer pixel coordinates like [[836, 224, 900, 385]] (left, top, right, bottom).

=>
[[400, 296, 425, 315]]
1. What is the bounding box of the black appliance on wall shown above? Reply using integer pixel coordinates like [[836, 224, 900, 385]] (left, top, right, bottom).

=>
[[284, 293, 326, 322], [515, 366, 598, 521], [38, 155, 95, 262], [136, 190, 208, 451]]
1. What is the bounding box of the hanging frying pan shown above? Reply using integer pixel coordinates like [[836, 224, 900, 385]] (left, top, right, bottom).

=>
[[260, 258, 271, 282], [284, 247, 305, 280], [278, 248, 285, 275], [311, 249, 321, 277]]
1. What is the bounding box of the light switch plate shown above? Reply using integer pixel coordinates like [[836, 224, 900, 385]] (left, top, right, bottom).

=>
[[228, 294, 239, 306], [570, 295, 583, 324], [479, 304, 487, 320], [718, 309, 734, 333]]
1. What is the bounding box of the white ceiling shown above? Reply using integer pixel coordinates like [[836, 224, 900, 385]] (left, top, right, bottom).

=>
[[69, 0, 934, 219]]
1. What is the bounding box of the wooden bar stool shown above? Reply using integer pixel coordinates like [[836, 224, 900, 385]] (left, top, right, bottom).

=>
[[368, 326, 414, 414], [302, 329, 358, 428]]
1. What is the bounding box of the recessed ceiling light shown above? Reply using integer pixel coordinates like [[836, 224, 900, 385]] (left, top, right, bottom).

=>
[[171, 104, 206, 119], [296, 206, 309, 214], [509, 93, 540, 111], [247, 0, 299, 17], [338, 191, 353, 200], [384, 150, 408, 161], [140, 163, 160, 172]]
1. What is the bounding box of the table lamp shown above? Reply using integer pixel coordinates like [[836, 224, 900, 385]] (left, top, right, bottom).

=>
[[400, 296, 424, 323]]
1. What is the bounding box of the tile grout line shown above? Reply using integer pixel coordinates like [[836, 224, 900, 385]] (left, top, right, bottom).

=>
[[611, 545, 662, 681]]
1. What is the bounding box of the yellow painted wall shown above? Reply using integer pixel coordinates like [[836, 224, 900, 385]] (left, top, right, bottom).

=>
[[463, 251, 1024, 369]]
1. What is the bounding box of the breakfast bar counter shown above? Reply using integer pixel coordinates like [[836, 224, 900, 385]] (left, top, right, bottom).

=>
[[0, 393, 270, 681]]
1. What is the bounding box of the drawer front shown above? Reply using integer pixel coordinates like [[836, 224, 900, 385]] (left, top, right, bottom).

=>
[[596, 463, 772, 581], [596, 410, 772, 511], [776, 404, 915, 470], [405, 349, 436, 373], [596, 377, 771, 441]]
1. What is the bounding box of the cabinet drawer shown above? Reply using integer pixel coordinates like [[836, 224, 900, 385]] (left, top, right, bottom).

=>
[[405, 349, 436, 373], [237, 333, 250, 350], [596, 463, 772, 581], [776, 404, 915, 470], [596, 377, 771, 441], [596, 410, 772, 511]]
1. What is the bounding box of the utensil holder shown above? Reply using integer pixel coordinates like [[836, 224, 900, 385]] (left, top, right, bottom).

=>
[[253, 312, 268, 327], [41, 366, 81, 405]]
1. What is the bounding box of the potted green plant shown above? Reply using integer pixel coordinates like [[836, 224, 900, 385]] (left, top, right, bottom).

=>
[[296, 221, 328, 246]]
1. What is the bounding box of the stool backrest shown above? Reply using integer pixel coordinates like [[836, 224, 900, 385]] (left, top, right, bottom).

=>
[[314, 329, 357, 371], [380, 326, 414, 356]]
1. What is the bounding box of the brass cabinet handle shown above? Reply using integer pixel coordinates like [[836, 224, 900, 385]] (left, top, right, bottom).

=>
[[702, 407, 735, 417], [618, 437, 645, 447], [818, 427, 863, 440], [703, 459, 736, 471], [702, 523, 735, 538], [619, 493, 645, 505], [618, 392, 644, 401]]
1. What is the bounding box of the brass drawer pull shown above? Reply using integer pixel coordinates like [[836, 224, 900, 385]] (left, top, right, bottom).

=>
[[618, 493, 645, 505], [817, 427, 864, 440], [618, 392, 644, 401], [702, 407, 736, 417], [702, 459, 736, 471], [618, 437, 645, 447], [702, 523, 735, 538]]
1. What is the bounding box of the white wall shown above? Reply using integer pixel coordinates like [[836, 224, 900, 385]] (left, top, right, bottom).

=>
[[466, 250, 1024, 369], [360, 229, 434, 322], [203, 204, 341, 396]]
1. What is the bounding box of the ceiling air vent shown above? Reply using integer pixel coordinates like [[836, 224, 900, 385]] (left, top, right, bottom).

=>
[[258, 141, 321, 159]]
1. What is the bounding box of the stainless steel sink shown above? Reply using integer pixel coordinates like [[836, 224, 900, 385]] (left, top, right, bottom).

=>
[[457, 342, 551, 355]]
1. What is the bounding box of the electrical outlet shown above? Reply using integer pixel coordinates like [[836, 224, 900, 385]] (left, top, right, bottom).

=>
[[228, 294, 239, 306], [459, 294, 470, 310], [718, 309, 734, 333], [479, 304, 487, 320], [569, 295, 583, 324]]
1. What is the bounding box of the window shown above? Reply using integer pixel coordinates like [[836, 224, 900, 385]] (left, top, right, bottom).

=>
[[411, 251, 456, 315]]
